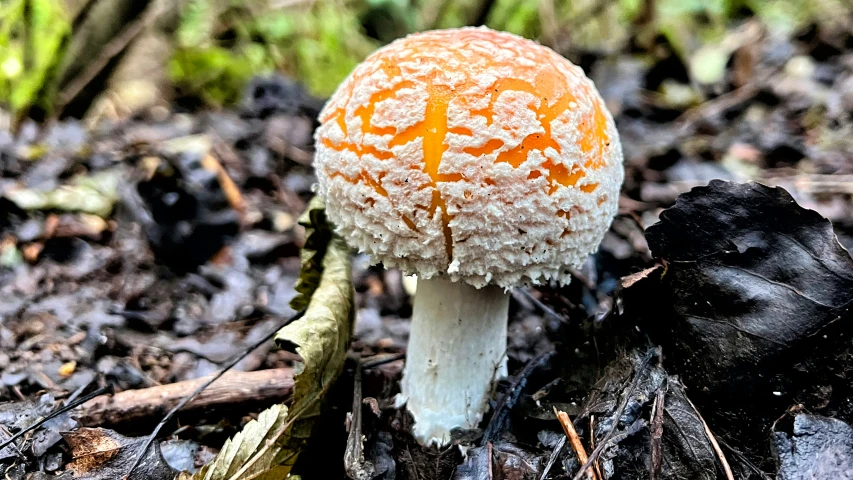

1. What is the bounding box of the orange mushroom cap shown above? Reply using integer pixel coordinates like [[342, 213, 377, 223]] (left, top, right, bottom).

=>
[[315, 27, 624, 288]]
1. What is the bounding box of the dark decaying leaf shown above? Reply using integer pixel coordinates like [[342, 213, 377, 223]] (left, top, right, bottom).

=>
[[454, 442, 543, 480], [0, 429, 17, 461], [0, 393, 78, 459], [132, 138, 241, 272], [567, 348, 746, 480], [773, 414, 853, 480], [660, 381, 717, 480], [644, 180, 853, 392], [634, 180, 853, 464], [62, 428, 176, 480], [30, 409, 77, 456]]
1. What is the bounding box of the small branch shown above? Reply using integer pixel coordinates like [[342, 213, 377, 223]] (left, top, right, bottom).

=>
[[483, 351, 555, 444], [76, 369, 296, 426], [487, 441, 494, 480], [469, 0, 497, 26], [590, 415, 603, 480], [555, 408, 595, 480], [538, 436, 566, 480], [763, 174, 853, 195], [516, 288, 570, 323], [361, 352, 406, 370], [716, 437, 773, 480], [344, 360, 366, 480]]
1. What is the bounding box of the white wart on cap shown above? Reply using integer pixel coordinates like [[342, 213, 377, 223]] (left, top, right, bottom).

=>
[[315, 27, 623, 289]]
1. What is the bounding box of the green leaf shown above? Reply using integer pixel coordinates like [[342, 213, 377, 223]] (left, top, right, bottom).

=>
[[176, 0, 217, 47], [190, 196, 354, 480], [0, 0, 70, 116]]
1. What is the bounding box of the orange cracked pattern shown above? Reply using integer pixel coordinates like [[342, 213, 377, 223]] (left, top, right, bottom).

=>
[[317, 28, 613, 264]]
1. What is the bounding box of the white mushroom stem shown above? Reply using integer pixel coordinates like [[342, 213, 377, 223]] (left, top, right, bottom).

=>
[[396, 275, 509, 447]]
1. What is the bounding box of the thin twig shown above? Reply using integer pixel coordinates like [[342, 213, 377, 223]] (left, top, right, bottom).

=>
[[487, 442, 494, 480], [649, 381, 666, 480], [554, 408, 595, 480], [343, 359, 364, 479], [0, 425, 24, 459], [469, 0, 497, 26], [571, 350, 658, 480], [716, 437, 773, 479], [763, 174, 853, 195], [516, 288, 570, 323], [69, 0, 101, 31], [0, 385, 113, 453], [538, 436, 566, 480], [589, 415, 603, 480], [124, 310, 305, 479], [683, 394, 735, 480]]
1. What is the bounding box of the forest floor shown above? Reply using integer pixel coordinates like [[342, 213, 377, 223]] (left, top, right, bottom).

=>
[[1, 9, 853, 480]]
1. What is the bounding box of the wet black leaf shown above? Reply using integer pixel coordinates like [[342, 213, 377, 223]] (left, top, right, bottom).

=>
[[639, 180, 853, 467], [30, 410, 77, 456], [644, 180, 853, 391], [242, 75, 324, 121]]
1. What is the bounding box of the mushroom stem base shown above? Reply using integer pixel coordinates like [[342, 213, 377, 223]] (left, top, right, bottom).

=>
[[396, 276, 509, 447]]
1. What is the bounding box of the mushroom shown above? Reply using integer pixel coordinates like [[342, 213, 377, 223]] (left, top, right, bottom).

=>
[[314, 27, 624, 446]]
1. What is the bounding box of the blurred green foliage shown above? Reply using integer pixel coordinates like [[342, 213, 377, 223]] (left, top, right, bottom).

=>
[[0, 0, 70, 117], [170, 0, 380, 104], [1, 0, 850, 115], [169, 0, 849, 108]]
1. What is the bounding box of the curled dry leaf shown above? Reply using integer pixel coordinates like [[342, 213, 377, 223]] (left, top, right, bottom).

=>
[[190, 195, 354, 480]]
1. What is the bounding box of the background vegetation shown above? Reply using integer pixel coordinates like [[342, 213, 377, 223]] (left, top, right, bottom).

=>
[[1, 0, 850, 122]]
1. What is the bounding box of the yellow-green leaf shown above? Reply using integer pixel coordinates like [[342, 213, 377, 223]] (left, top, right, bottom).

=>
[[190, 405, 292, 480], [4, 168, 121, 217], [271, 234, 354, 472]]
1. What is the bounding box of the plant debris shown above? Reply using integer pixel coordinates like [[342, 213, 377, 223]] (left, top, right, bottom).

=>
[[1, 2, 853, 479]]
